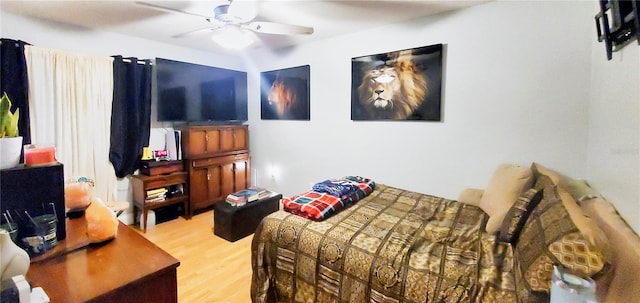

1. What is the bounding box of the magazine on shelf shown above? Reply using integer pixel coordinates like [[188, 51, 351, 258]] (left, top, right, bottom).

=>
[[145, 196, 166, 203], [146, 188, 167, 196], [146, 192, 167, 201]]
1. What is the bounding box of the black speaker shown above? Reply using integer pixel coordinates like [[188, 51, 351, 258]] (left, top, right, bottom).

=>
[[1, 162, 66, 241]]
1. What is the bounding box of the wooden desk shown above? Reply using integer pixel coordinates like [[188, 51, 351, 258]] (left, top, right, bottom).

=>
[[26, 218, 179, 303]]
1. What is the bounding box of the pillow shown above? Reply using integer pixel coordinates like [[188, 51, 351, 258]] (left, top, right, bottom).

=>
[[581, 197, 640, 302], [532, 162, 602, 203], [564, 179, 601, 202], [556, 187, 610, 256], [531, 162, 568, 185], [479, 164, 534, 234], [498, 188, 543, 244], [457, 188, 484, 207], [514, 185, 610, 293]]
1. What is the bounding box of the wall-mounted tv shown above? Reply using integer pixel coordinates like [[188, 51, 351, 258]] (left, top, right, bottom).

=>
[[155, 58, 248, 123]]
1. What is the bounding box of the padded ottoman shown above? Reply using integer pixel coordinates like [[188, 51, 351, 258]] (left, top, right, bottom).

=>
[[213, 192, 282, 242]]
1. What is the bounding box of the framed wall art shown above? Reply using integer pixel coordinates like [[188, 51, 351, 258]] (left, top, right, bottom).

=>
[[351, 44, 443, 121], [261, 65, 310, 120]]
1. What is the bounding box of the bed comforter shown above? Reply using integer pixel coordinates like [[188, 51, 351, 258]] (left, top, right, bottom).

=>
[[251, 184, 518, 303]]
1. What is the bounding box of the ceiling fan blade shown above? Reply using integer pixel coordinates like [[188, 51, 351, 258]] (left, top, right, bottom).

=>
[[171, 26, 224, 38], [243, 21, 314, 35], [135, 1, 211, 20]]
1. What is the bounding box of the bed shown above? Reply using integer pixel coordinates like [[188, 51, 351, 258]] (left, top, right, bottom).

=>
[[251, 164, 636, 303], [251, 183, 517, 302]]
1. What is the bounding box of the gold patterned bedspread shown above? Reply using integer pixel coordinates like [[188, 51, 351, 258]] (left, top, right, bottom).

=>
[[251, 184, 517, 303]]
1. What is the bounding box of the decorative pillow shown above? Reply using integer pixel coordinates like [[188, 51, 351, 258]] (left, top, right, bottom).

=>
[[531, 162, 601, 203], [514, 185, 610, 293], [556, 186, 611, 257], [498, 188, 543, 244], [479, 164, 534, 234]]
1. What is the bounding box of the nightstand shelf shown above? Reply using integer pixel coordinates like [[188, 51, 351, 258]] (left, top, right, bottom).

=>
[[131, 171, 190, 232]]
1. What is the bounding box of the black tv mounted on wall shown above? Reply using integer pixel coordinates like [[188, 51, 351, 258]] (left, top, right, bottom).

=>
[[595, 0, 640, 60], [154, 58, 248, 123]]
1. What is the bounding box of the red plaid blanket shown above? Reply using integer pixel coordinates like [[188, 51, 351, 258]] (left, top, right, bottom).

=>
[[282, 191, 344, 221], [282, 176, 375, 221]]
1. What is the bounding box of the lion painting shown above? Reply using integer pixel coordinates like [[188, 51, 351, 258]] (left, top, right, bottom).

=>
[[268, 77, 299, 118], [356, 49, 431, 120], [357, 50, 427, 120], [261, 65, 310, 120]]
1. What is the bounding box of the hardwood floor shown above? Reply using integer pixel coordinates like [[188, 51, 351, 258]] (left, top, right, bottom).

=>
[[134, 210, 253, 303]]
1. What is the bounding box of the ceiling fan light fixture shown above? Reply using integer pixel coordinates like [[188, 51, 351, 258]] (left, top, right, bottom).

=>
[[211, 26, 254, 50]]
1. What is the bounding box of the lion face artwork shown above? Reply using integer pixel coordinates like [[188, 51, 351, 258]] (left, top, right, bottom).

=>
[[352, 44, 442, 121], [261, 65, 310, 120], [268, 78, 298, 118]]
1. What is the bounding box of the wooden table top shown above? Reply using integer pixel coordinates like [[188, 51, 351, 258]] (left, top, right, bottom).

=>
[[26, 217, 180, 302]]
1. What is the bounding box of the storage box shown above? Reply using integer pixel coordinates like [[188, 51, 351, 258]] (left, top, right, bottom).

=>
[[213, 192, 281, 242]]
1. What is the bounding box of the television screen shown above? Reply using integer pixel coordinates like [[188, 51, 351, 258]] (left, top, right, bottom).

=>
[[155, 58, 248, 122]]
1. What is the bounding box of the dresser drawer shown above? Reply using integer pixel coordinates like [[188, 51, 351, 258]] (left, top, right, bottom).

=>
[[190, 153, 249, 169]]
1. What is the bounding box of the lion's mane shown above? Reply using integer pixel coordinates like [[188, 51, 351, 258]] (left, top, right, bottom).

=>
[[268, 78, 299, 118]]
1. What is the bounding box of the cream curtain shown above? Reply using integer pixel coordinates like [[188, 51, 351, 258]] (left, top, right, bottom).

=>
[[24, 45, 116, 203]]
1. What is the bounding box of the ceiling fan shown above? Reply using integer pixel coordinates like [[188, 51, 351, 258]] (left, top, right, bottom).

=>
[[136, 1, 314, 49]]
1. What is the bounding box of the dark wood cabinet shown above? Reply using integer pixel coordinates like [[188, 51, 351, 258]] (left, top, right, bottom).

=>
[[182, 124, 248, 158], [182, 125, 250, 216]]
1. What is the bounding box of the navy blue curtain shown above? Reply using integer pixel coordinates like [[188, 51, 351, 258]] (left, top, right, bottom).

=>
[[0, 38, 31, 146], [109, 56, 152, 178]]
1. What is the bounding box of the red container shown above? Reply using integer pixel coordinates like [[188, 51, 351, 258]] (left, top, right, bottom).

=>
[[24, 145, 57, 166]]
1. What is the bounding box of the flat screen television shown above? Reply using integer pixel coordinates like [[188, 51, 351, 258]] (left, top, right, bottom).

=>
[[155, 58, 248, 123]]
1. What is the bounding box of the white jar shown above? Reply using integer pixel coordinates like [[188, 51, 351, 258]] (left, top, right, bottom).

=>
[[0, 228, 30, 281]]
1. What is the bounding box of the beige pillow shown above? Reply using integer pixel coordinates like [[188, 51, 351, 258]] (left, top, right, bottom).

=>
[[479, 164, 534, 234], [564, 179, 601, 202], [581, 197, 640, 302], [457, 188, 484, 207], [531, 162, 567, 184]]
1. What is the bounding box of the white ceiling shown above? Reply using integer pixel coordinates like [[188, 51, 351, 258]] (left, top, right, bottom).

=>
[[1, 0, 489, 54]]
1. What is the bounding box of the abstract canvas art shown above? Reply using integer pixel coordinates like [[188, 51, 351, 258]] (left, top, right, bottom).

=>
[[351, 44, 443, 121], [261, 65, 310, 120]]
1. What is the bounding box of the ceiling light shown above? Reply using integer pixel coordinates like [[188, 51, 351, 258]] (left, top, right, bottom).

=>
[[211, 26, 254, 50]]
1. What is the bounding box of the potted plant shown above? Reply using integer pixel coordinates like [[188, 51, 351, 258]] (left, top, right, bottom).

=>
[[0, 92, 23, 169]]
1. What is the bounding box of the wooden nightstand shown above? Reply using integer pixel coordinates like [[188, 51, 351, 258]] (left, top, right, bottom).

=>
[[131, 171, 190, 232]]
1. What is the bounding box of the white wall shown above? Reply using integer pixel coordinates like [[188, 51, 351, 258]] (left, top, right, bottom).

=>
[[587, 0, 640, 232], [246, 1, 595, 200]]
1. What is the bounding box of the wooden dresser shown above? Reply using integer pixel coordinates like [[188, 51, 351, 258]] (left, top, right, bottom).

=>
[[26, 218, 179, 303], [181, 124, 251, 216]]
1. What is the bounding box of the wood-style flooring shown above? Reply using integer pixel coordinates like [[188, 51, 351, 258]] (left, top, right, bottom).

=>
[[134, 210, 253, 303]]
